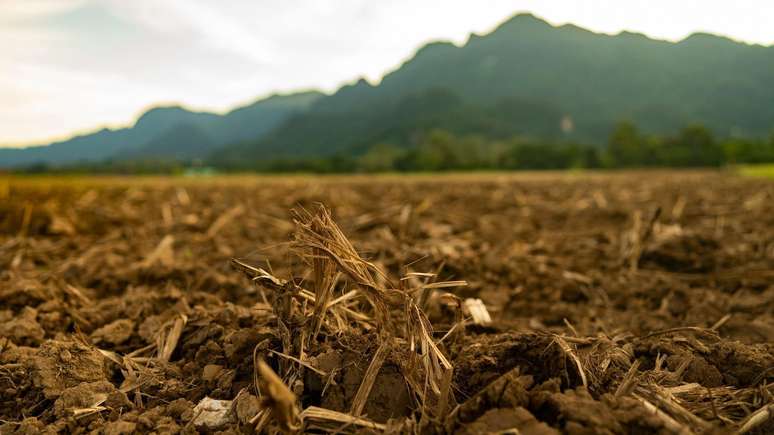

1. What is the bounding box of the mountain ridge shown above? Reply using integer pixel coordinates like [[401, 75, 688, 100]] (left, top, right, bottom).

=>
[[0, 90, 324, 167], [212, 12, 774, 167], [3, 12, 774, 169]]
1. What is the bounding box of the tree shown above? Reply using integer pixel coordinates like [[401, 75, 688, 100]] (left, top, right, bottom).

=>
[[606, 121, 644, 167], [357, 143, 404, 172], [662, 125, 722, 167], [413, 130, 459, 170]]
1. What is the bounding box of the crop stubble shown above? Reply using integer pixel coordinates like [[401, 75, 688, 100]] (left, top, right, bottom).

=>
[[0, 172, 773, 434]]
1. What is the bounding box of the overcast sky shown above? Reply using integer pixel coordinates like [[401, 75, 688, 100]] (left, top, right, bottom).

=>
[[2, 0, 773, 147]]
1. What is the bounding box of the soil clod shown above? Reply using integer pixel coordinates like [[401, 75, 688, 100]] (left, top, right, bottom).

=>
[[1, 173, 772, 433]]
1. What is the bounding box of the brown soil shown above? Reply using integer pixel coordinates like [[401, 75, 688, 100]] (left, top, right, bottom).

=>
[[0, 171, 773, 434]]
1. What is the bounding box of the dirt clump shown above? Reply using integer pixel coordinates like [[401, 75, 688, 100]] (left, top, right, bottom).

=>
[[640, 230, 720, 273], [29, 340, 109, 399], [52, 380, 130, 419], [90, 319, 134, 345], [1, 172, 773, 433], [0, 307, 45, 345], [460, 407, 558, 435]]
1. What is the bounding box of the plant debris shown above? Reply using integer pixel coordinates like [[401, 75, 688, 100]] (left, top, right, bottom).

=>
[[1, 173, 773, 433]]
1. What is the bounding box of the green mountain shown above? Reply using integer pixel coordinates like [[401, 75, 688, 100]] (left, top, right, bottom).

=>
[[215, 14, 774, 166], [0, 91, 323, 168], [115, 122, 215, 161], [4, 13, 773, 170]]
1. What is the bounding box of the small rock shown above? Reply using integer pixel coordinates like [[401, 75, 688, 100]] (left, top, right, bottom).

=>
[[192, 397, 234, 430]]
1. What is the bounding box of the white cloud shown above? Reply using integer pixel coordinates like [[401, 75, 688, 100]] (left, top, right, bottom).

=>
[[107, 0, 279, 65]]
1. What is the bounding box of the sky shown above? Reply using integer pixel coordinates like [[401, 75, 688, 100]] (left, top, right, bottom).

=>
[[2, 0, 773, 147]]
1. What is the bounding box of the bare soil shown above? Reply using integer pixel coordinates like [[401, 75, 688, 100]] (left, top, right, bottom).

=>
[[0, 172, 772, 434]]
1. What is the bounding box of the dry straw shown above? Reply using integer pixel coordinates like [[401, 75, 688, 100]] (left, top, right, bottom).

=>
[[232, 204, 466, 432]]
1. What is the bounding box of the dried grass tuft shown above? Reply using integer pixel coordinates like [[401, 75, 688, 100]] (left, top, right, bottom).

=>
[[233, 203, 459, 426], [292, 205, 392, 328]]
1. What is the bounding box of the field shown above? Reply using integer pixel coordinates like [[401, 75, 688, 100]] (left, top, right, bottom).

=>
[[1, 171, 773, 434], [737, 164, 774, 179]]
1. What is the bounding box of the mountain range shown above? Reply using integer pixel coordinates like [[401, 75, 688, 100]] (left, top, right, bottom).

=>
[[0, 91, 322, 168], [2, 13, 774, 169]]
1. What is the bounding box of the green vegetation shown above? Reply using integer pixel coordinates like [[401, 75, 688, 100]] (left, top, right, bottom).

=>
[[218, 14, 774, 163], [15, 120, 774, 174], [737, 164, 774, 178], [212, 122, 774, 173]]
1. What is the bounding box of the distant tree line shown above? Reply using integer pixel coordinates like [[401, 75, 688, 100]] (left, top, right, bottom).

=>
[[221, 122, 774, 173], [16, 159, 188, 175], [15, 121, 774, 174]]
